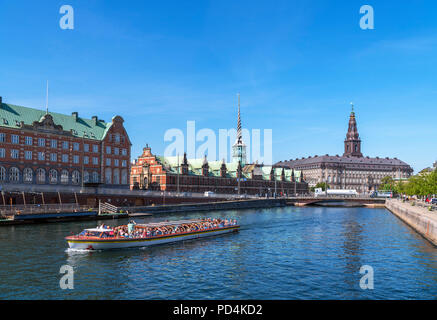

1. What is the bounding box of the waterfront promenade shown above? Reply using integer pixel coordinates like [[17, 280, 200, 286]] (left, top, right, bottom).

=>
[[386, 199, 437, 246]]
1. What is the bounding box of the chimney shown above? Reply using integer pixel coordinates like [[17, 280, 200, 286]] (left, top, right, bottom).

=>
[[92, 116, 98, 125], [72, 112, 78, 121], [0, 96, 2, 105]]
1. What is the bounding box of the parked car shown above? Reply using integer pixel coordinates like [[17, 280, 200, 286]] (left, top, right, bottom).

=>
[[431, 198, 437, 205], [204, 191, 215, 197]]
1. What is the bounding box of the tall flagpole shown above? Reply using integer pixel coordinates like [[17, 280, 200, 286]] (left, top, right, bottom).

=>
[[46, 80, 49, 114]]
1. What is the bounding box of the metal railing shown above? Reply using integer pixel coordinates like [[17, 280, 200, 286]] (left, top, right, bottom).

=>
[[98, 202, 119, 214], [0, 203, 91, 218]]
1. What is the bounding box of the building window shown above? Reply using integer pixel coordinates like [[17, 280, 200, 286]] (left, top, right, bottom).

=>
[[36, 168, 45, 184], [93, 145, 98, 153], [73, 142, 79, 151], [93, 157, 99, 165], [114, 147, 119, 155], [122, 149, 127, 156], [38, 138, 45, 147], [106, 158, 111, 166], [73, 155, 79, 164], [62, 141, 69, 150], [83, 171, 90, 183], [38, 152, 45, 161], [49, 169, 58, 184], [92, 172, 99, 183], [115, 134, 120, 143], [62, 154, 68, 163], [50, 153, 57, 162], [84, 156, 89, 164], [122, 160, 127, 167], [51, 139, 57, 148], [105, 168, 112, 184], [106, 146, 111, 154], [84, 144, 89, 152], [0, 148, 5, 158], [61, 170, 69, 184], [9, 167, 20, 182], [25, 136, 33, 145], [114, 159, 119, 167], [11, 134, 19, 144], [0, 133, 5, 143], [0, 167, 5, 181], [11, 149, 19, 159], [72, 171, 80, 184], [113, 168, 120, 184], [25, 151, 32, 160], [121, 169, 127, 185]]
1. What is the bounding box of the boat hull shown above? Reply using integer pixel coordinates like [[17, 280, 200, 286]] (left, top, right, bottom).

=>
[[66, 225, 239, 250]]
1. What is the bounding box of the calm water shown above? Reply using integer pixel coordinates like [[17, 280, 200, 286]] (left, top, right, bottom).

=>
[[0, 206, 436, 300]]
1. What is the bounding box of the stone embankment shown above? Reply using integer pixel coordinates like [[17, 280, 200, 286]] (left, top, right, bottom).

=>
[[385, 199, 437, 246], [121, 198, 287, 215]]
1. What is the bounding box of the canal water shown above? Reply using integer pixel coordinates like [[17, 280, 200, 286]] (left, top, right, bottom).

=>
[[0, 206, 436, 299]]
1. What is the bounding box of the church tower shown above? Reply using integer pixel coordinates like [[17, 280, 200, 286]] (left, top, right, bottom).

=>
[[343, 103, 363, 157], [232, 93, 247, 166]]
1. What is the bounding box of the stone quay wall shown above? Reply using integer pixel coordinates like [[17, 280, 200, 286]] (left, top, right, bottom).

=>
[[121, 198, 287, 215], [386, 199, 437, 246]]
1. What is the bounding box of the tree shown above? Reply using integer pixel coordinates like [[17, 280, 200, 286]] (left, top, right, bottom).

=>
[[380, 176, 396, 192], [310, 182, 330, 192], [399, 169, 437, 196]]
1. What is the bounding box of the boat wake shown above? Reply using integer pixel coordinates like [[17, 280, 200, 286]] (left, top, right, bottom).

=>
[[65, 248, 101, 254]]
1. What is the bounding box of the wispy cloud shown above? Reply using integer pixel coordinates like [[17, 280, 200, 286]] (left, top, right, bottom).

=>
[[356, 34, 437, 57]]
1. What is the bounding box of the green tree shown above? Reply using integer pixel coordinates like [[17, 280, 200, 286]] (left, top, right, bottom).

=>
[[310, 182, 330, 192], [380, 176, 396, 192], [400, 169, 437, 196]]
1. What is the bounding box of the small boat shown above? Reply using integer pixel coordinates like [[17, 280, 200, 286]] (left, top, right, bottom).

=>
[[65, 218, 240, 250]]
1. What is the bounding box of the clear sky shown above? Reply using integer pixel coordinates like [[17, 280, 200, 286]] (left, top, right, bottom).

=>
[[0, 0, 436, 172]]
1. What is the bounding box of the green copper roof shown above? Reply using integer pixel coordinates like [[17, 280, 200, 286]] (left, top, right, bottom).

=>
[[0, 103, 112, 140], [155, 155, 304, 181]]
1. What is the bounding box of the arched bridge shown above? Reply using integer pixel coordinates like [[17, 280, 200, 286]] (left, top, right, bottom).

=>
[[286, 197, 387, 207]]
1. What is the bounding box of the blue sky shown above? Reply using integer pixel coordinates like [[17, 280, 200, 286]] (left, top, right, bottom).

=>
[[0, 0, 436, 172]]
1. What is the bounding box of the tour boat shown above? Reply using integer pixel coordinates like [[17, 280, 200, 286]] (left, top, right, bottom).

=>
[[65, 219, 240, 250]]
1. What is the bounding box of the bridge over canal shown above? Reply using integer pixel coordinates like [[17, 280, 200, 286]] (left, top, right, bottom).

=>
[[286, 196, 386, 207]]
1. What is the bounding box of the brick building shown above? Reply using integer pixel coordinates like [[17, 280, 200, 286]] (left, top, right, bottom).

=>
[[130, 146, 308, 196], [0, 96, 131, 196], [131, 95, 308, 196]]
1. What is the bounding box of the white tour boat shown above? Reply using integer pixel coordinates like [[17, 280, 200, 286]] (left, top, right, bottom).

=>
[[65, 218, 239, 250]]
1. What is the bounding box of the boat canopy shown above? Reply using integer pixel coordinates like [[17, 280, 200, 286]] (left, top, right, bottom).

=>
[[136, 219, 203, 228], [85, 227, 114, 232]]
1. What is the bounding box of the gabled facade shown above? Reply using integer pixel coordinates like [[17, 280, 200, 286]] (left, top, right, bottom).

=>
[[130, 146, 308, 196], [0, 96, 131, 190]]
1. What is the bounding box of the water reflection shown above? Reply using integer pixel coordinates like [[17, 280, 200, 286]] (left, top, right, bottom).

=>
[[0, 206, 436, 299]]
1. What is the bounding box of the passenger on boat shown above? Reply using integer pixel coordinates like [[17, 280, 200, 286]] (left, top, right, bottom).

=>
[[106, 218, 238, 240]]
